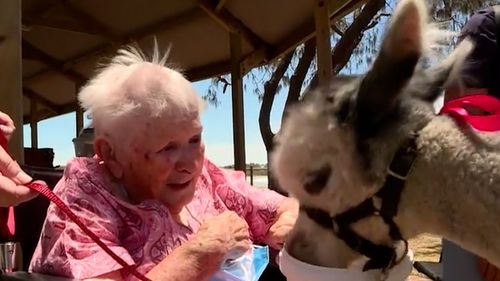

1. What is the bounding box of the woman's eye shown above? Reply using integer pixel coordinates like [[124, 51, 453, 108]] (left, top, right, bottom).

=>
[[190, 135, 201, 144], [162, 144, 177, 152]]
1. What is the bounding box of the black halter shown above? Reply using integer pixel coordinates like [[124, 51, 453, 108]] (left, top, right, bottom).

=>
[[301, 134, 418, 272]]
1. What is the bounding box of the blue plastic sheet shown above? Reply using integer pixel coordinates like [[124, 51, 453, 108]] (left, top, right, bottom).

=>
[[210, 245, 269, 281]]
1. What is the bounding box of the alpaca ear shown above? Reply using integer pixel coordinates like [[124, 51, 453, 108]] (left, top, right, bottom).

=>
[[355, 0, 426, 134], [419, 38, 475, 102]]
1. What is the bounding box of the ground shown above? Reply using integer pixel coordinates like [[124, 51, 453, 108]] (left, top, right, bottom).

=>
[[408, 233, 442, 280]]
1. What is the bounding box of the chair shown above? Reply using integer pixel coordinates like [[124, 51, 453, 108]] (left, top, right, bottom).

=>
[[414, 257, 443, 281]]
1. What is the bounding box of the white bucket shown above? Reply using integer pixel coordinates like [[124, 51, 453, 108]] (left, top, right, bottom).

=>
[[278, 248, 413, 281]]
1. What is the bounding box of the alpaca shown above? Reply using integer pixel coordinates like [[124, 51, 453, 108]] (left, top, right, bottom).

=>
[[271, 0, 500, 274]]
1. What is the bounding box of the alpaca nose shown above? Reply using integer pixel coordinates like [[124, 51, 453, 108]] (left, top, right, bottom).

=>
[[304, 164, 331, 194]]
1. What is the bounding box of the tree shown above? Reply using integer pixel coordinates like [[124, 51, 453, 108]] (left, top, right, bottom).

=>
[[205, 0, 499, 191]]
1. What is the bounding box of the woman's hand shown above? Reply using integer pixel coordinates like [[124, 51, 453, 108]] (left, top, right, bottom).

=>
[[195, 210, 251, 260], [264, 198, 299, 250], [145, 211, 251, 281], [0, 111, 15, 141], [0, 110, 42, 207], [0, 145, 42, 207]]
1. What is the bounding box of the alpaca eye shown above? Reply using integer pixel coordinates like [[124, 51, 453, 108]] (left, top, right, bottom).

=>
[[304, 164, 332, 194]]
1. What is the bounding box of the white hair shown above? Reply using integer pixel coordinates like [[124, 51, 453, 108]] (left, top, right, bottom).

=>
[[78, 41, 205, 140]]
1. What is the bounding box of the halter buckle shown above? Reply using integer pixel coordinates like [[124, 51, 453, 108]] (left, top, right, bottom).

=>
[[386, 167, 408, 180]]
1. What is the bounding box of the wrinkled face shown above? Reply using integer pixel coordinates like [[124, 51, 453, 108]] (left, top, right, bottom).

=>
[[118, 115, 205, 213], [271, 0, 473, 215]]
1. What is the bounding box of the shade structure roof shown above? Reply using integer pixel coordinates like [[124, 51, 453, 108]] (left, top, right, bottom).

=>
[[20, 0, 365, 124]]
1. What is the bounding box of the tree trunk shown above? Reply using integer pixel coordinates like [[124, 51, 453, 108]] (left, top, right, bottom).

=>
[[282, 38, 316, 122], [259, 53, 293, 192], [259, 54, 293, 152]]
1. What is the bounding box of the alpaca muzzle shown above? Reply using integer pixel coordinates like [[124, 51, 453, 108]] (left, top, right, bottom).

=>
[[300, 134, 418, 275]]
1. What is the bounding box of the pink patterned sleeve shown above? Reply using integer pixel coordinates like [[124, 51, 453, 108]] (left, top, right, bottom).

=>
[[29, 167, 135, 279], [205, 160, 287, 243]]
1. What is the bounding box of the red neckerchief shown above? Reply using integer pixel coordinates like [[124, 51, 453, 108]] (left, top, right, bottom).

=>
[[439, 94, 500, 132]]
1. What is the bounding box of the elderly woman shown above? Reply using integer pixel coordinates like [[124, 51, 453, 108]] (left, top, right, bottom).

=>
[[29, 45, 298, 281]]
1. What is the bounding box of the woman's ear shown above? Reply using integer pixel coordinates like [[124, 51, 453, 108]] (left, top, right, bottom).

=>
[[94, 136, 123, 179]]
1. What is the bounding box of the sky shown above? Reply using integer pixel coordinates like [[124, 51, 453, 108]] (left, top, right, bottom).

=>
[[22, 78, 287, 167]]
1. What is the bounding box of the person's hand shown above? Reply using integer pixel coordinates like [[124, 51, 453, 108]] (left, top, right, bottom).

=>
[[264, 207, 297, 250], [479, 257, 500, 281], [0, 111, 15, 141], [194, 211, 251, 260], [0, 144, 42, 207]]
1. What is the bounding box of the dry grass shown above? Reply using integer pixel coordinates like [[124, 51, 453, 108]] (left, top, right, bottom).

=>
[[408, 233, 442, 280]]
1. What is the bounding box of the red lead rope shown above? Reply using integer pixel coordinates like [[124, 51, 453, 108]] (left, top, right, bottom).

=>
[[0, 134, 151, 281]]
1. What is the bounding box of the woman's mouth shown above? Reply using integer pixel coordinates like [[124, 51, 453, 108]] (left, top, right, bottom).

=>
[[167, 180, 192, 191]]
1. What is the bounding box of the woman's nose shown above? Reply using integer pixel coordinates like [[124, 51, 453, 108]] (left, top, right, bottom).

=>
[[175, 146, 199, 173]]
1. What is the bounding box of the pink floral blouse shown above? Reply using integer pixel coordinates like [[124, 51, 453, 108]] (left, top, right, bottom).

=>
[[29, 157, 286, 280]]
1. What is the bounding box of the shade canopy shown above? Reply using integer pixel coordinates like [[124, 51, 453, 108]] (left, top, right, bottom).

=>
[[20, 0, 364, 124]]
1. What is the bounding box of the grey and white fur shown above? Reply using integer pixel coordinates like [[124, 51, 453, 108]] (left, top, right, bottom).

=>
[[271, 0, 500, 272]]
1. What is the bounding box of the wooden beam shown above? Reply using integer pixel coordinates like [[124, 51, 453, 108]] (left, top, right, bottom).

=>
[[241, 0, 366, 71], [197, 0, 268, 49], [23, 1, 114, 38], [25, 0, 72, 20], [24, 8, 203, 83], [76, 107, 84, 136], [0, 0, 24, 162], [24, 0, 365, 87], [22, 39, 88, 84], [30, 99, 38, 148], [314, 0, 333, 85], [23, 101, 77, 124], [229, 33, 246, 172], [75, 83, 84, 136], [23, 88, 60, 113], [22, 16, 104, 36], [185, 60, 230, 81], [62, 1, 121, 42], [170, 0, 366, 82]]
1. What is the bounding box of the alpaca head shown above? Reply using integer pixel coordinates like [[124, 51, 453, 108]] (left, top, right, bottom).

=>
[[271, 0, 473, 257]]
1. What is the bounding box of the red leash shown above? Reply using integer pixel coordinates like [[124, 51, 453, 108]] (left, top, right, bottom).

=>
[[440, 94, 500, 132], [0, 135, 151, 281]]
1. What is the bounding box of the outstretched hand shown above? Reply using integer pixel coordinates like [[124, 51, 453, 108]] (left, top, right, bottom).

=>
[[0, 111, 15, 141], [0, 111, 44, 207], [0, 144, 42, 206]]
